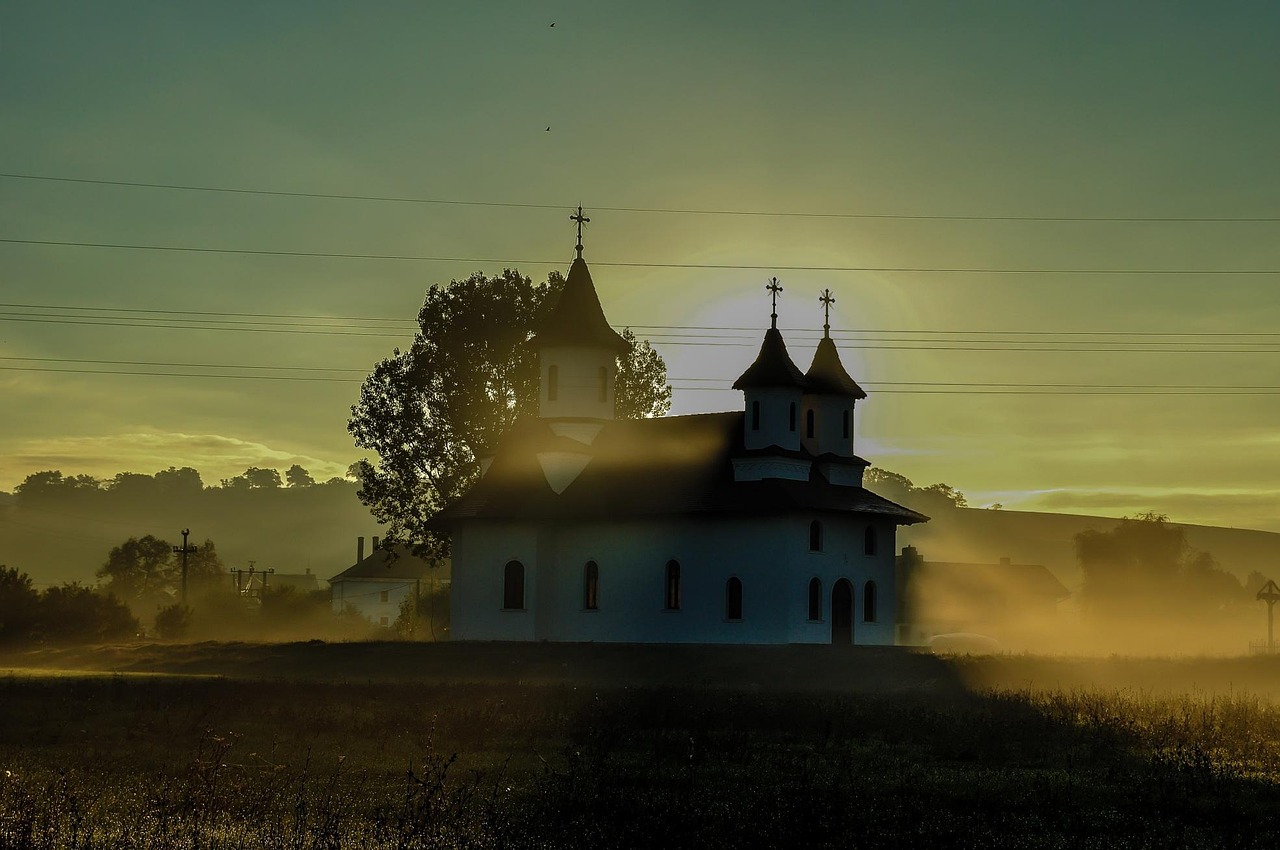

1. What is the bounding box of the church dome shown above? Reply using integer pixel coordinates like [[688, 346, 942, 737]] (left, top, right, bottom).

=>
[[804, 336, 867, 398], [532, 256, 629, 353], [732, 327, 808, 390]]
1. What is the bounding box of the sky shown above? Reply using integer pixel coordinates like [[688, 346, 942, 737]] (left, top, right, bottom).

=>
[[2, 1, 1279, 530]]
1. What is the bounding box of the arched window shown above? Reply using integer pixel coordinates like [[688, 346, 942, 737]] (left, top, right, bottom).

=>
[[807, 577, 822, 621], [751, 400, 760, 431], [725, 577, 743, 621], [842, 410, 850, 439], [809, 520, 823, 552], [864, 581, 877, 622], [547, 365, 559, 402], [597, 366, 608, 402], [664, 560, 681, 610], [583, 561, 599, 610], [864, 525, 877, 556], [788, 402, 797, 431], [503, 560, 525, 610], [805, 408, 815, 438]]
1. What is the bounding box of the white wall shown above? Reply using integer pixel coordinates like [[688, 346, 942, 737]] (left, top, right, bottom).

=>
[[742, 388, 804, 451], [330, 578, 416, 627], [450, 513, 899, 645], [538, 346, 616, 420]]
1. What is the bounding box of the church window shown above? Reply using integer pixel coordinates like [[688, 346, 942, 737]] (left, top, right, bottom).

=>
[[864, 526, 877, 556], [725, 577, 743, 621], [789, 402, 797, 431], [379, 590, 389, 603], [809, 520, 823, 552], [547, 366, 559, 401], [807, 578, 822, 621], [842, 410, 850, 439], [805, 408, 815, 438], [664, 560, 681, 610], [503, 560, 525, 610], [864, 581, 877, 622], [751, 401, 760, 430], [597, 367, 608, 402], [584, 561, 599, 610]]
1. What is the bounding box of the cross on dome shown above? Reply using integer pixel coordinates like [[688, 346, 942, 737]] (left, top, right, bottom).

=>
[[766, 277, 783, 329], [819, 289, 836, 337], [570, 206, 590, 258]]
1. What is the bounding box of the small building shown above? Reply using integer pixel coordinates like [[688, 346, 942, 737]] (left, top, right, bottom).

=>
[[328, 537, 444, 628], [434, 228, 927, 644], [235, 568, 320, 599], [895, 545, 1070, 646]]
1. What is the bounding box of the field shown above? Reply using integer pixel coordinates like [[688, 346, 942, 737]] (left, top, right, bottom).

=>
[[3, 643, 1280, 848]]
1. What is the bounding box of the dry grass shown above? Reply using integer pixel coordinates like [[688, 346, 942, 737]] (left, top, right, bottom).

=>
[[2, 644, 1280, 847]]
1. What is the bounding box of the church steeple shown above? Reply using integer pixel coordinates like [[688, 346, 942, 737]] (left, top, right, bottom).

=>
[[732, 278, 808, 453], [533, 211, 627, 420], [801, 288, 866, 460]]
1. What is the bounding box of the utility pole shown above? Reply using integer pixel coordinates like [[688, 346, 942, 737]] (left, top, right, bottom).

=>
[[414, 577, 421, 640], [1259, 580, 1280, 654], [173, 529, 197, 605]]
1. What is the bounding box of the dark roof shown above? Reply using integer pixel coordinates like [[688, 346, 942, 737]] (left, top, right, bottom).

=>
[[804, 337, 867, 398], [532, 257, 629, 352], [433, 411, 927, 526], [732, 327, 808, 390], [329, 544, 440, 583]]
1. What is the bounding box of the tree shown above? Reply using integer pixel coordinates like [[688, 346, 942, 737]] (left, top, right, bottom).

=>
[[349, 268, 672, 558], [863, 467, 968, 514], [222, 467, 283, 489], [97, 535, 175, 599], [186, 539, 226, 591], [39, 584, 139, 643], [286, 464, 316, 488], [154, 466, 204, 494], [154, 603, 192, 639], [0, 566, 39, 645]]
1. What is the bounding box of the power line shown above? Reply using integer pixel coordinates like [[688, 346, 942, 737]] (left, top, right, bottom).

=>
[[0, 355, 366, 373], [4, 172, 1278, 223], [5, 237, 1280, 274], [6, 302, 1280, 339]]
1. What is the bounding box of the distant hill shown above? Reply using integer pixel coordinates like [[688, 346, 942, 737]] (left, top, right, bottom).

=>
[[0, 482, 379, 588], [900, 506, 1280, 593]]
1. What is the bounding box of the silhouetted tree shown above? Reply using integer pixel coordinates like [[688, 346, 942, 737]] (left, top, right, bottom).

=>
[[349, 268, 671, 559], [39, 584, 138, 643], [97, 535, 174, 599], [0, 566, 39, 644], [864, 467, 967, 514], [286, 464, 316, 488], [186, 538, 226, 591], [154, 603, 192, 639], [221, 467, 283, 490], [154, 466, 204, 494], [14, 470, 101, 501]]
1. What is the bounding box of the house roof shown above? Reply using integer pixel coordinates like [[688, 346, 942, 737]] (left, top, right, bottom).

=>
[[905, 558, 1071, 602], [531, 256, 629, 352], [329, 544, 440, 583], [804, 337, 867, 398], [433, 411, 927, 526], [732, 327, 808, 390]]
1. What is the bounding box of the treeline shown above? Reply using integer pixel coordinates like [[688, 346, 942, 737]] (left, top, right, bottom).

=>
[[0, 566, 138, 645], [10, 464, 351, 501]]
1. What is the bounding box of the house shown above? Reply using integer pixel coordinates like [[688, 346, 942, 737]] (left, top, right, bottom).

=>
[[895, 545, 1070, 646], [433, 227, 928, 644], [328, 536, 445, 628]]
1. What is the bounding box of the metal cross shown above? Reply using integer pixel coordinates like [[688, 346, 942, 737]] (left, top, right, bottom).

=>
[[570, 206, 590, 258], [766, 277, 782, 329], [819, 288, 836, 337]]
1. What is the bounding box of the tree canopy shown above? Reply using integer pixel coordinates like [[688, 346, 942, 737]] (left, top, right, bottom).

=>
[[348, 268, 672, 559]]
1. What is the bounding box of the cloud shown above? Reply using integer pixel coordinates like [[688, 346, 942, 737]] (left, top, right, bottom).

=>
[[1, 431, 352, 489]]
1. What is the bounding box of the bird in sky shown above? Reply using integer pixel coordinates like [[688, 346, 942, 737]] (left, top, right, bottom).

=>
[[546, 126, 551, 131], [550, 22, 556, 27]]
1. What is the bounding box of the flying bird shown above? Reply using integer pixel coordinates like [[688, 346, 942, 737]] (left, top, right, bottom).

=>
[[550, 22, 556, 27], [546, 126, 551, 131]]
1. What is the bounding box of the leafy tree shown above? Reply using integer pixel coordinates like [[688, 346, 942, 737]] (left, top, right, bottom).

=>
[[108, 472, 157, 497], [864, 467, 968, 514], [39, 584, 138, 643], [393, 582, 451, 641], [154, 466, 204, 494], [13, 470, 100, 501], [186, 539, 226, 591], [349, 268, 671, 558], [154, 603, 192, 639], [97, 535, 174, 599], [0, 566, 39, 645], [285, 464, 316, 488], [222, 467, 283, 490]]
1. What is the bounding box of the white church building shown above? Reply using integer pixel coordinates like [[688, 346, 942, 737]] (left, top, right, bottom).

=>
[[435, 228, 926, 645]]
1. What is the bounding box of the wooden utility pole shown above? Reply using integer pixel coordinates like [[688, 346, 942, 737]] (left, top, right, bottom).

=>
[[1258, 580, 1280, 654], [173, 529, 197, 605]]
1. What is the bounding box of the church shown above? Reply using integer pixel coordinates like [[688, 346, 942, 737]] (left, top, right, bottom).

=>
[[435, 221, 927, 644]]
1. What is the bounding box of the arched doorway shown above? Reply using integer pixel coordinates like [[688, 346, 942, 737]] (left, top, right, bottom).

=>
[[831, 579, 853, 645]]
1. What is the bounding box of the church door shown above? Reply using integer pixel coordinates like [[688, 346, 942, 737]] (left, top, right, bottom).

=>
[[831, 579, 853, 645]]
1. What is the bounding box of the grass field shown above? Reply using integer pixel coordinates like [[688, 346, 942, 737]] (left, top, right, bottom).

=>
[[3, 642, 1280, 848]]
